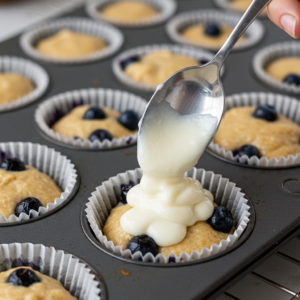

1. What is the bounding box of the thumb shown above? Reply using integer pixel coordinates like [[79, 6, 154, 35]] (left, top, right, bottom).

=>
[[268, 0, 300, 38]]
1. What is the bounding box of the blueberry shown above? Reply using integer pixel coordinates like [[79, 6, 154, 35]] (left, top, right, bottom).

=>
[[88, 129, 113, 143], [7, 268, 40, 287], [168, 257, 176, 263], [118, 110, 139, 131], [126, 235, 158, 256], [232, 145, 260, 159], [83, 107, 106, 120], [48, 108, 64, 127], [120, 55, 140, 70], [199, 59, 209, 65], [0, 158, 26, 171], [15, 197, 43, 217], [204, 24, 221, 36], [252, 104, 278, 121], [120, 183, 136, 204], [207, 206, 234, 233], [283, 74, 300, 86]]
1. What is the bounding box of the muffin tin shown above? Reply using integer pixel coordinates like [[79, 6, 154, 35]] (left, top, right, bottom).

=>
[[0, 1, 300, 300]]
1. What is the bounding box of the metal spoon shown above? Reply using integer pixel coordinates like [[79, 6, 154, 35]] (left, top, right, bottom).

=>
[[139, 0, 270, 141]]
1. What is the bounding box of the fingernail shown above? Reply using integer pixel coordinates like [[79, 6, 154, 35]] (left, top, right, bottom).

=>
[[281, 14, 296, 37]]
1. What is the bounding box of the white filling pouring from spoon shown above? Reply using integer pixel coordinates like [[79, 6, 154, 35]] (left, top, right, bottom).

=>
[[120, 100, 218, 247]]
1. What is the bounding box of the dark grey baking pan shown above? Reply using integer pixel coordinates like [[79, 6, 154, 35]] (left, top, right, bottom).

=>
[[0, 1, 299, 299]]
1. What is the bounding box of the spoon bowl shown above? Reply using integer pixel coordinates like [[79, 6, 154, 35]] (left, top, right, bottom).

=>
[[140, 0, 270, 143], [147, 61, 223, 117]]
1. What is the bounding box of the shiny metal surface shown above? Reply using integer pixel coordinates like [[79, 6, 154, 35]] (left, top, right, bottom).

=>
[[224, 236, 300, 299], [139, 0, 270, 145]]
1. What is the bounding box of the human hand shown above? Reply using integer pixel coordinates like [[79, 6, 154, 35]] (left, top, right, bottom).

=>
[[268, 0, 300, 38]]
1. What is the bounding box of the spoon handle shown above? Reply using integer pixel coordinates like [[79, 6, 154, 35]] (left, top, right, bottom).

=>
[[212, 0, 270, 67]]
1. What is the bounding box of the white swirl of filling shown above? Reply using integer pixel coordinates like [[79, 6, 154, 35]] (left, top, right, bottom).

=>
[[121, 100, 218, 246]]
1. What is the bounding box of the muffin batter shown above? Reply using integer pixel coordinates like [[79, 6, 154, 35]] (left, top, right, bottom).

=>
[[0, 165, 62, 218], [230, 0, 267, 14], [0, 73, 34, 105], [214, 106, 300, 159], [0, 267, 76, 300], [124, 51, 199, 86], [52, 105, 135, 140], [100, 1, 158, 23], [104, 204, 234, 257], [181, 23, 245, 47], [265, 57, 300, 82], [36, 29, 106, 58]]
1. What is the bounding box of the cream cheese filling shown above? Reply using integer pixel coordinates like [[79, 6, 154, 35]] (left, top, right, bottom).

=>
[[121, 100, 217, 246]]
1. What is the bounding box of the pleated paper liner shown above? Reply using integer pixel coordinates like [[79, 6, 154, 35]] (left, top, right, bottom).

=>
[[85, 0, 177, 28], [213, 0, 268, 17], [112, 43, 225, 92], [0, 56, 49, 112], [208, 92, 300, 167], [166, 9, 264, 51], [253, 41, 300, 94], [86, 168, 251, 263], [0, 243, 101, 300], [0, 142, 78, 223], [20, 17, 123, 64], [34, 88, 148, 149]]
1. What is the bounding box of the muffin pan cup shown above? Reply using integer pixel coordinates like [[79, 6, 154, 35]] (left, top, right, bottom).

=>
[[85, 167, 251, 263], [0, 142, 78, 224], [0, 56, 49, 112], [208, 92, 300, 167], [34, 88, 148, 149], [0, 243, 102, 300], [85, 0, 177, 28], [253, 41, 300, 94], [112, 44, 225, 92], [166, 9, 265, 51], [20, 17, 124, 64]]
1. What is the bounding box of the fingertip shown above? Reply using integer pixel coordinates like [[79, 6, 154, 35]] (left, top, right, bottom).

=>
[[267, 0, 300, 39], [280, 14, 297, 38]]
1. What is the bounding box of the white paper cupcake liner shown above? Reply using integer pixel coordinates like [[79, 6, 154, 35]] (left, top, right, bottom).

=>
[[20, 17, 124, 64], [0, 56, 49, 112], [85, 168, 251, 263], [85, 0, 177, 28], [213, 0, 268, 16], [0, 142, 78, 223], [253, 41, 300, 94], [208, 92, 300, 167], [112, 44, 225, 92], [0, 243, 101, 299], [34, 88, 148, 149], [166, 9, 265, 51]]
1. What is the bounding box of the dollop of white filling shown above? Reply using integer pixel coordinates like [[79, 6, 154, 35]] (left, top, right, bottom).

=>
[[120, 101, 218, 247]]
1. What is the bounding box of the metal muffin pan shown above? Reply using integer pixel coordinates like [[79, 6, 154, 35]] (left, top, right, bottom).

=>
[[0, 1, 300, 300]]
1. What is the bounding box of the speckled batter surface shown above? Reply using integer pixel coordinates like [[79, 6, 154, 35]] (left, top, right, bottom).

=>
[[0, 165, 62, 218], [52, 105, 135, 140], [0, 73, 34, 105], [214, 106, 300, 159], [103, 203, 234, 257], [36, 29, 106, 58], [100, 1, 158, 22], [181, 23, 245, 48], [0, 267, 76, 300], [124, 51, 199, 86], [265, 57, 300, 82]]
